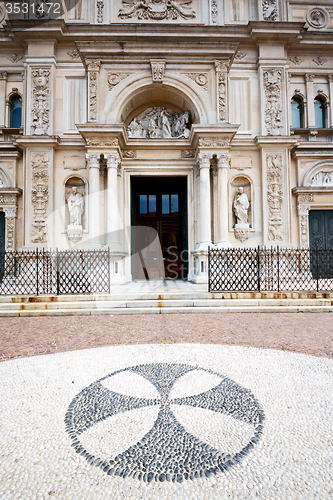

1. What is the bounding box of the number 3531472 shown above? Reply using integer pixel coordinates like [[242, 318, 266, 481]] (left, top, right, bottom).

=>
[[5, 3, 61, 15]]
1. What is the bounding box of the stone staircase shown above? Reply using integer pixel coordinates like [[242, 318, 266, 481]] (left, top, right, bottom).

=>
[[0, 283, 332, 316]]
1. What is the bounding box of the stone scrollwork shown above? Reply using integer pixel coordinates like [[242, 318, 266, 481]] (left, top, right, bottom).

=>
[[86, 59, 101, 123], [118, 0, 196, 20], [263, 69, 283, 136], [31, 68, 50, 135], [86, 137, 119, 147], [31, 152, 49, 244], [150, 60, 165, 83], [198, 137, 230, 148], [262, 0, 279, 21], [127, 107, 191, 139], [266, 153, 284, 241]]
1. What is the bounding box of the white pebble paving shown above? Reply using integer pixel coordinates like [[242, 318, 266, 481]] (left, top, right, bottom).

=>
[[0, 343, 332, 499]]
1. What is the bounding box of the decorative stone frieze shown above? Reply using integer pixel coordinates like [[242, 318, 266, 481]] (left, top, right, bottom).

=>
[[266, 153, 284, 241], [150, 60, 165, 83], [262, 0, 279, 21], [107, 73, 130, 91], [215, 61, 229, 122], [310, 171, 333, 186], [198, 137, 230, 148], [96, 0, 104, 23], [118, 0, 195, 20], [86, 137, 118, 147], [183, 73, 208, 92], [31, 152, 49, 244], [31, 68, 50, 135], [86, 59, 101, 123], [263, 69, 283, 135]]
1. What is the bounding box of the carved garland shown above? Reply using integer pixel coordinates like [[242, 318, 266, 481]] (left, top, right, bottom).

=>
[[266, 153, 284, 241], [263, 69, 283, 136], [31, 152, 49, 244], [31, 68, 50, 135]]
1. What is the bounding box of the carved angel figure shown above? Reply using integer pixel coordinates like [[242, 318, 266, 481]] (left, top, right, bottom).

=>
[[118, 0, 196, 20]]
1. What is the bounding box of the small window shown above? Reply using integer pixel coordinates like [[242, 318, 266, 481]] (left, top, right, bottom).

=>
[[162, 194, 170, 214], [291, 97, 303, 128], [314, 97, 326, 129], [10, 96, 22, 128], [139, 195, 147, 214], [148, 194, 156, 213]]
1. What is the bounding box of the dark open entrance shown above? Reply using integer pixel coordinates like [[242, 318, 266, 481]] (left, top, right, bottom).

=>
[[309, 210, 333, 278], [131, 176, 188, 280]]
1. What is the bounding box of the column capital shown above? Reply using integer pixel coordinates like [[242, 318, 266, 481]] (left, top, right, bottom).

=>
[[216, 154, 230, 169], [197, 154, 211, 169], [305, 74, 315, 83], [106, 152, 121, 169], [3, 206, 17, 218], [85, 59, 101, 72], [85, 153, 100, 169], [0, 72, 7, 81], [214, 59, 230, 73], [328, 74, 333, 83]]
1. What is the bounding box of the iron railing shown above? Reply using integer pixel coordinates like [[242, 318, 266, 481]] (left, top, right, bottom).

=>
[[208, 247, 333, 292], [0, 249, 110, 295]]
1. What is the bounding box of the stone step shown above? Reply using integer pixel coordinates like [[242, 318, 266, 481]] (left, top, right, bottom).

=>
[[1, 304, 332, 317]]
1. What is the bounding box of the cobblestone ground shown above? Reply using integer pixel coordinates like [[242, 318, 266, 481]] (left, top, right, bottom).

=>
[[0, 313, 332, 362]]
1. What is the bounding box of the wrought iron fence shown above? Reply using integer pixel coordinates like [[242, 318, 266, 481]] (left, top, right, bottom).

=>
[[208, 247, 333, 292], [0, 249, 110, 295]]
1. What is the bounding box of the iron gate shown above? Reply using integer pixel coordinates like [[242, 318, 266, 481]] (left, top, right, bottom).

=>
[[0, 249, 110, 295], [208, 246, 333, 292]]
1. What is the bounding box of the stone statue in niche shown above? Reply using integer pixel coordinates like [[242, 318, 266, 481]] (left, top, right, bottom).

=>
[[127, 107, 191, 139], [67, 186, 84, 241], [233, 187, 250, 242]]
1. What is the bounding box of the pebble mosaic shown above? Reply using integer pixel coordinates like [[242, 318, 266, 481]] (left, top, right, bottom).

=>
[[0, 343, 332, 499]]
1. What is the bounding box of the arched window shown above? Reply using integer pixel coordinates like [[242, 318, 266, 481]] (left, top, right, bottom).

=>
[[291, 97, 304, 128], [10, 96, 22, 128], [314, 97, 326, 129]]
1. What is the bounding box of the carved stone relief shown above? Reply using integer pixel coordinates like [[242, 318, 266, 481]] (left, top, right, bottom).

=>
[[86, 59, 101, 123], [296, 194, 314, 248], [7, 54, 23, 63], [198, 138, 230, 148], [306, 7, 330, 29], [96, 0, 104, 23], [181, 150, 195, 159], [310, 171, 333, 187], [107, 73, 130, 91], [211, 0, 218, 24], [266, 153, 284, 241], [183, 73, 208, 92], [263, 69, 283, 135], [86, 137, 119, 147], [31, 152, 49, 244], [234, 51, 246, 61], [150, 60, 165, 83], [215, 61, 229, 122], [127, 108, 191, 139], [313, 57, 326, 66], [262, 0, 279, 21], [118, 0, 196, 20], [5, 218, 15, 251], [67, 50, 80, 59], [123, 150, 137, 159], [289, 57, 304, 65], [31, 68, 50, 135], [0, 72, 7, 80]]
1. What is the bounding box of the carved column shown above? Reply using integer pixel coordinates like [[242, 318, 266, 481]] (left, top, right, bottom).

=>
[[86, 59, 101, 123], [328, 75, 333, 128], [296, 194, 314, 248], [214, 60, 229, 122], [86, 154, 101, 244], [305, 74, 315, 128], [0, 72, 7, 127], [216, 154, 231, 248], [30, 152, 50, 244], [198, 154, 212, 249], [106, 153, 121, 249]]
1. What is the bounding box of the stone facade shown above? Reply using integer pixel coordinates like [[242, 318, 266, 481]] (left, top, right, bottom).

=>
[[0, 1, 333, 283]]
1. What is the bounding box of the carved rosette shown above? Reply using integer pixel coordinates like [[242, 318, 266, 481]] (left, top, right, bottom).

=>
[[150, 60, 165, 83], [31, 68, 50, 135], [215, 60, 229, 122], [262, 0, 279, 21], [266, 153, 284, 242], [263, 69, 283, 135], [86, 60, 101, 123], [31, 152, 49, 244]]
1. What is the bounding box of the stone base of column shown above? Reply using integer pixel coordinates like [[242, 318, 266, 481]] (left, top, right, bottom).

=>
[[188, 250, 209, 284], [109, 253, 131, 285]]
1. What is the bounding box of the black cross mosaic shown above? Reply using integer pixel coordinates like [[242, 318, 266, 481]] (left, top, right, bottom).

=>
[[65, 363, 265, 483]]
